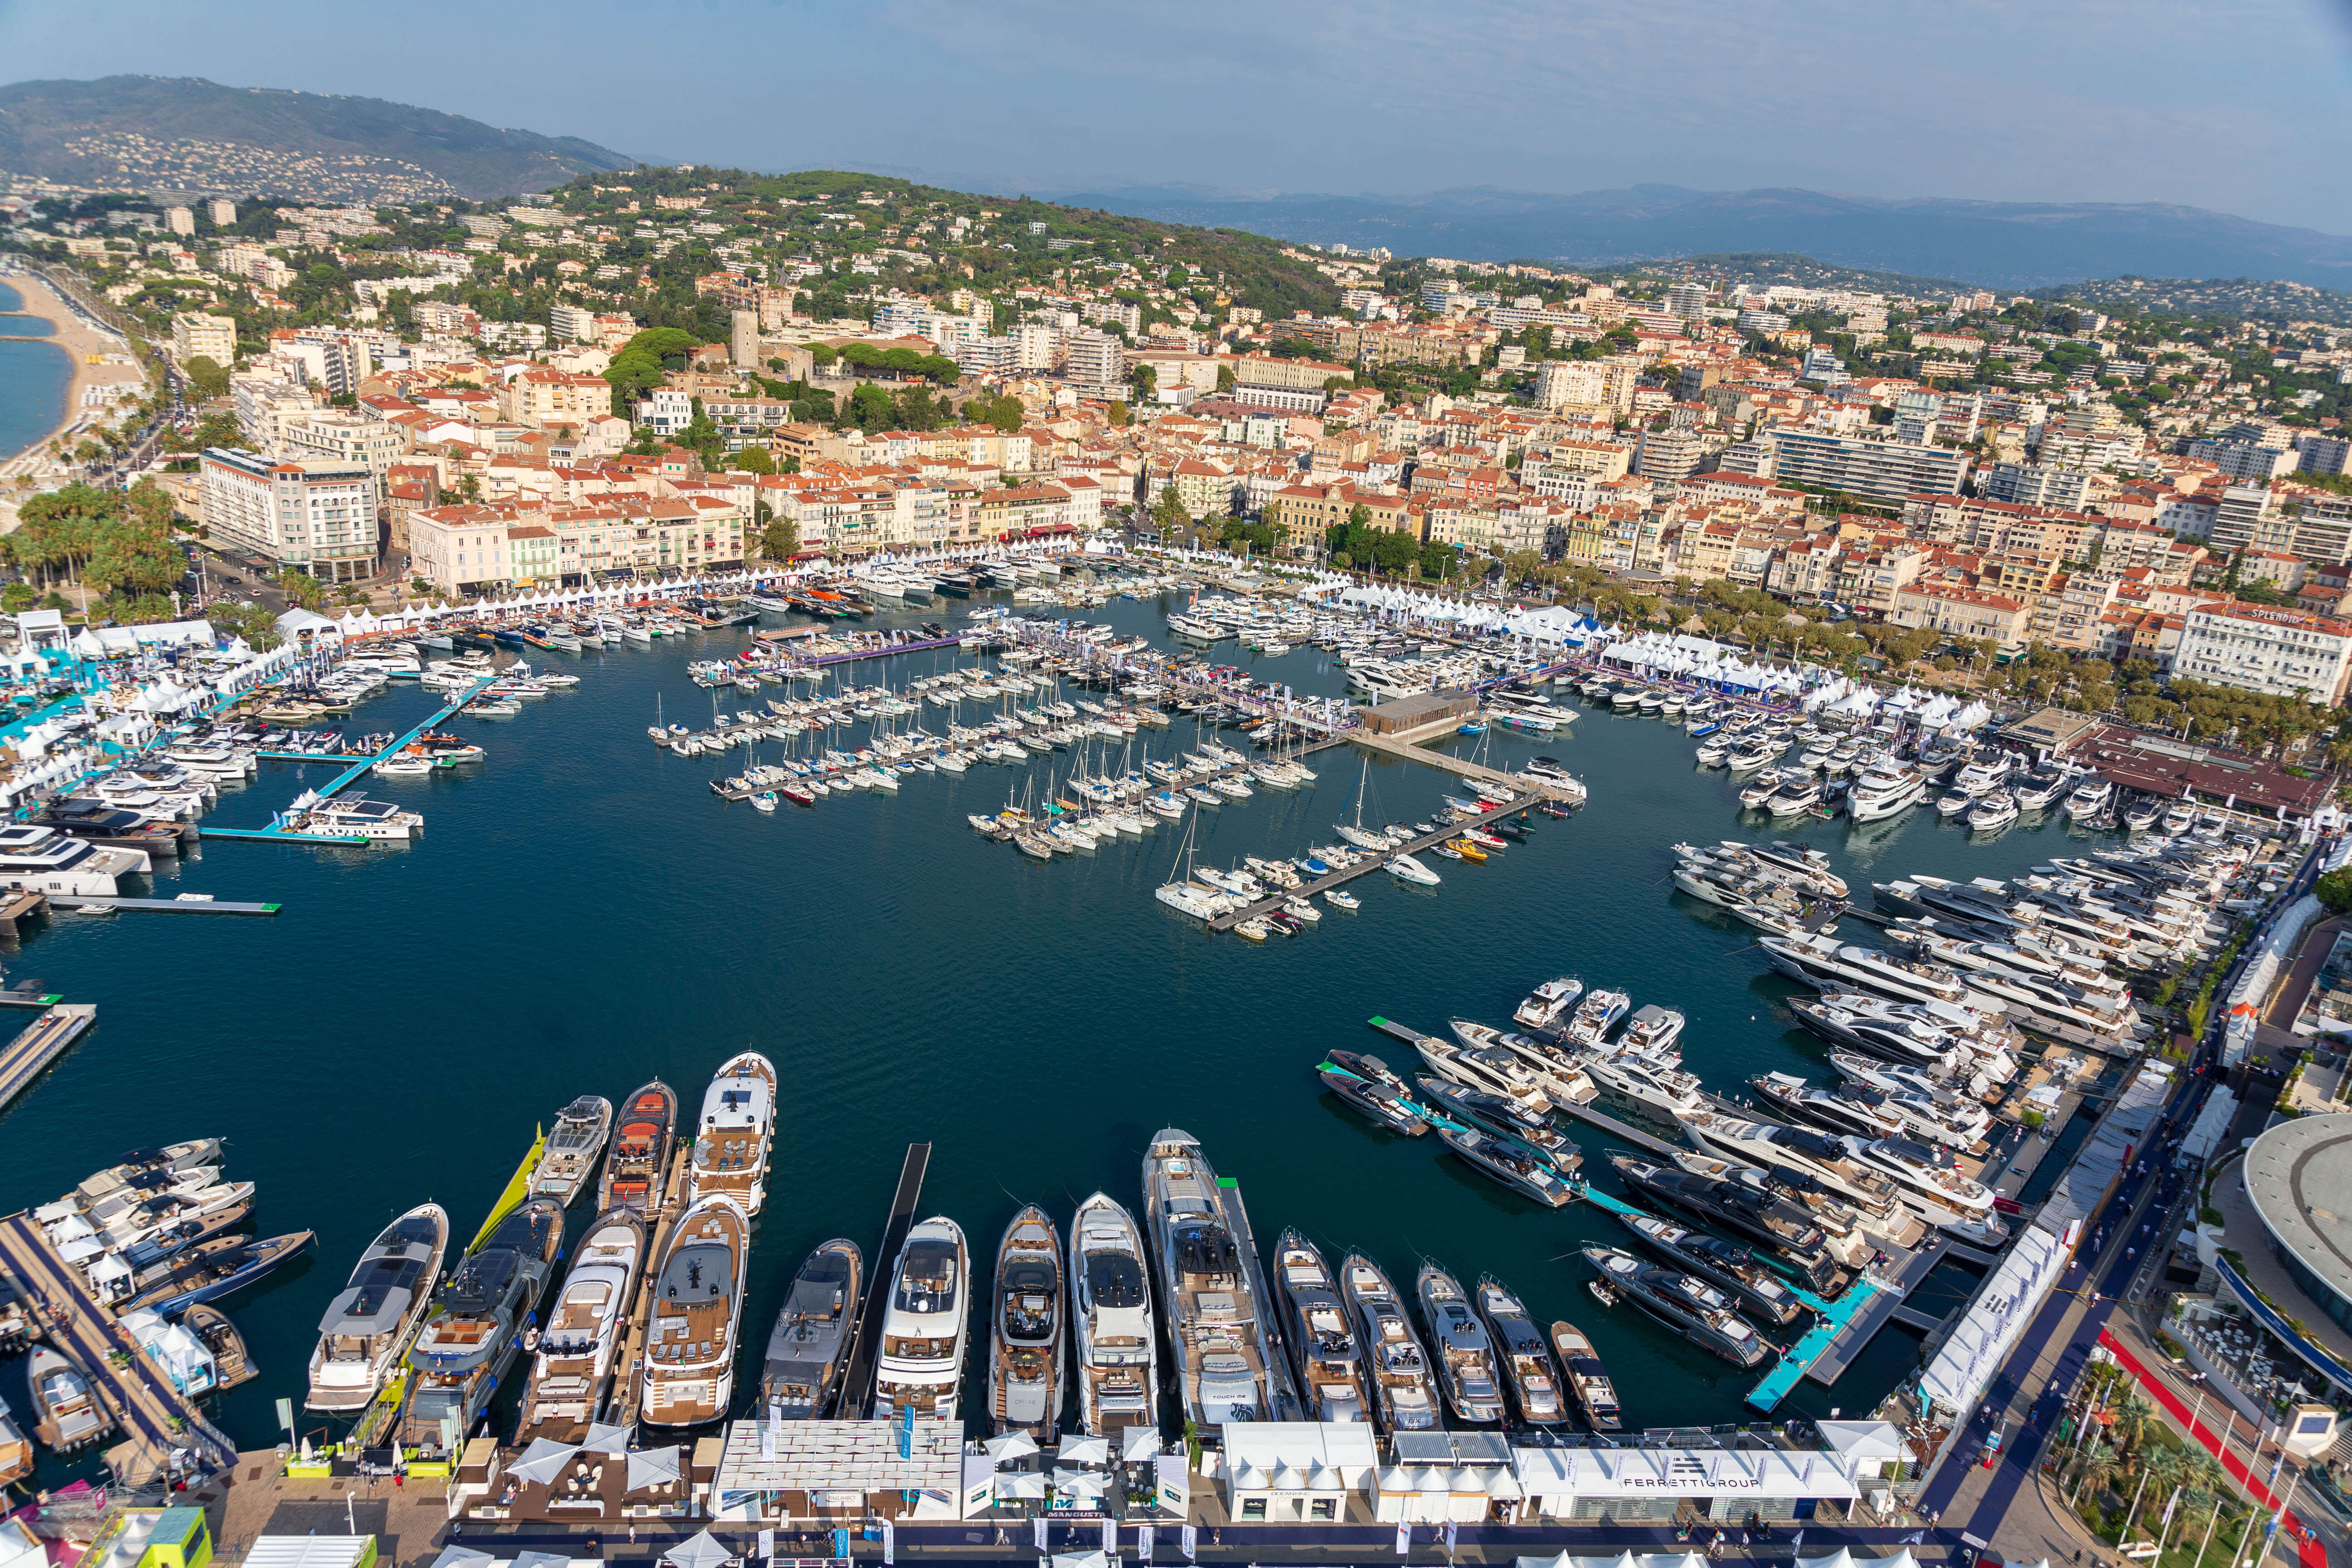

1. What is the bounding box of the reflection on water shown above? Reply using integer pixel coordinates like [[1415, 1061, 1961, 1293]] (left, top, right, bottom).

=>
[[0, 592, 2126, 1473]]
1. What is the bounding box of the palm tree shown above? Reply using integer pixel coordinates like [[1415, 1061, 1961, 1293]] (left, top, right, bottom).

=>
[[2071, 1442, 2118, 1506]]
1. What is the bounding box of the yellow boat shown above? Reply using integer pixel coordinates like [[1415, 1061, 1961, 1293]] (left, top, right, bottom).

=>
[[1451, 838, 1488, 862]]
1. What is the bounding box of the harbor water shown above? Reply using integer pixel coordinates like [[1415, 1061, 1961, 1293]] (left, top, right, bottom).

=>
[[2, 589, 2123, 1461]]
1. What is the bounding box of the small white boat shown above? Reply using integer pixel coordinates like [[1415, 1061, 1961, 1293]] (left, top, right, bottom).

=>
[[1385, 853, 1441, 887]]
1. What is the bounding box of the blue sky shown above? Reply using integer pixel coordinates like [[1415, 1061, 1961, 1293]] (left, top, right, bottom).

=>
[[5, 0, 2349, 231]]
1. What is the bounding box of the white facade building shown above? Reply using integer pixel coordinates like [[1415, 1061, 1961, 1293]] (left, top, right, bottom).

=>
[[199, 446, 379, 580], [2173, 600, 2352, 703]]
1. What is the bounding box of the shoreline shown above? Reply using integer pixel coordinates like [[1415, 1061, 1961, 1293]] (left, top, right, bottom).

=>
[[0, 268, 144, 480]]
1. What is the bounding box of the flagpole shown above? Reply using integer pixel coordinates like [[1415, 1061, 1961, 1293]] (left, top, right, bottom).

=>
[[2190, 1495, 2225, 1568]]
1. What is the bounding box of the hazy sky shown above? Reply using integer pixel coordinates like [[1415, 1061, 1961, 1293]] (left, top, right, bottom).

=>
[[5, 0, 2350, 231]]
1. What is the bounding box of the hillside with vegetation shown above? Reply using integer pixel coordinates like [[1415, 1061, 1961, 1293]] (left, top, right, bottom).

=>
[[0, 76, 635, 201]]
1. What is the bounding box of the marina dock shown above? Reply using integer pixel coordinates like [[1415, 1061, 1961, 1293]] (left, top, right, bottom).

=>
[[0, 1003, 94, 1114], [838, 1142, 931, 1420], [1354, 722, 1563, 801], [304, 674, 499, 802], [1204, 794, 1549, 932], [0, 1205, 236, 1481], [44, 896, 280, 915], [603, 1140, 692, 1429], [216, 674, 502, 846], [1362, 1014, 1960, 1412]]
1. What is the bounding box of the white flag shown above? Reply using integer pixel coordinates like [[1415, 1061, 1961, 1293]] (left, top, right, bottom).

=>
[[1444, 1519, 1459, 1555], [1035, 1517, 1049, 1552], [1396, 1522, 1412, 1555], [1138, 1526, 1154, 1562], [1181, 1524, 1197, 1562], [759, 1531, 774, 1565], [1104, 1521, 1118, 1555], [1791, 1532, 1803, 1550], [881, 1520, 894, 1566]]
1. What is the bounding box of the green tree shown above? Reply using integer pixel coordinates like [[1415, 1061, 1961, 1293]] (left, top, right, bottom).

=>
[[760, 514, 801, 562], [276, 567, 326, 610], [183, 355, 230, 399], [1151, 485, 1191, 535], [847, 383, 897, 429], [603, 326, 701, 405], [2318, 868, 2352, 915], [735, 445, 775, 475]]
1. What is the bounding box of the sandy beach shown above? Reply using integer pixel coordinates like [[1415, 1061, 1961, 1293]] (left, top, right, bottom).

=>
[[0, 269, 147, 477]]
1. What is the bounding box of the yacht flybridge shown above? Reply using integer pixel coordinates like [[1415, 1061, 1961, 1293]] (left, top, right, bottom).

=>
[[1343, 1253, 1441, 1432], [987, 1206, 1066, 1440], [642, 1195, 752, 1427], [1274, 1231, 1369, 1422], [0, 824, 148, 896]]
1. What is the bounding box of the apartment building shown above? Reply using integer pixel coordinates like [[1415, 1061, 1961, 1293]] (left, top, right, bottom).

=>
[[409, 494, 747, 591], [1887, 584, 2032, 645], [1981, 462, 2094, 511], [1062, 331, 1123, 394], [2209, 484, 2352, 566], [2172, 600, 2352, 702], [549, 303, 598, 344], [280, 413, 407, 480], [1768, 430, 1970, 505], [1629, 426, 1701, 485], [200, 446, 379, 579], [231, 372, 322, 456], [1234, 353, 1350, 393], [170, 311, 236, 366], [501, 368, 615, 430]]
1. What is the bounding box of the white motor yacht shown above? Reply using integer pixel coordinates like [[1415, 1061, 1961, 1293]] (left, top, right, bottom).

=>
[[870, 1217, 972, 1421], [305, 1203, 450, 1411], [1847, 764, 1926, 822], [0, 825, 147, 896], [1844, 1136, 2008, 1242], [1068, 1193, 1159, 1437], [515, 1207, 647, 1440]]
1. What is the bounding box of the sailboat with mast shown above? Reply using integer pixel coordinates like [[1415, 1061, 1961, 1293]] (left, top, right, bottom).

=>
[[1155, 807, 1233, 921], [1335, 761, 1394, 851]]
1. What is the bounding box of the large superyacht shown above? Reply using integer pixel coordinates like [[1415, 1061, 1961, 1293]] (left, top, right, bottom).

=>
[[641, 1195, 751, 1426], [529, 1096, 613, 1206], [600, 1081, 678, 1215], [1415, 1263, 1504, 1424], [872, 1217, 972, 1422], [1341, 1254, 1441, 1432], [759, 1240, 863, 1420], [515, 1207, 646, 1441], [399, 1197, 564, 1455], [1142, 1128, 1298, 1424], [304, 1202, 449, 1412], [987, 1205, 1066, 1440], [1272, 1232, 1369, 1423], [1068, 1193, 1159, 1437], [686, 1053, 777, 1214]]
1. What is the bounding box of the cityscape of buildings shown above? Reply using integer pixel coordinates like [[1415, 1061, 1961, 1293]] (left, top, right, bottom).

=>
[[10, 167, 2352, 706]]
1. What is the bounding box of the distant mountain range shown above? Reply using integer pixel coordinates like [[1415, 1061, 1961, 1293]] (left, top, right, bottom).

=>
[[0, 76, 635, 202], [1059, 183, 2352, 293]]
